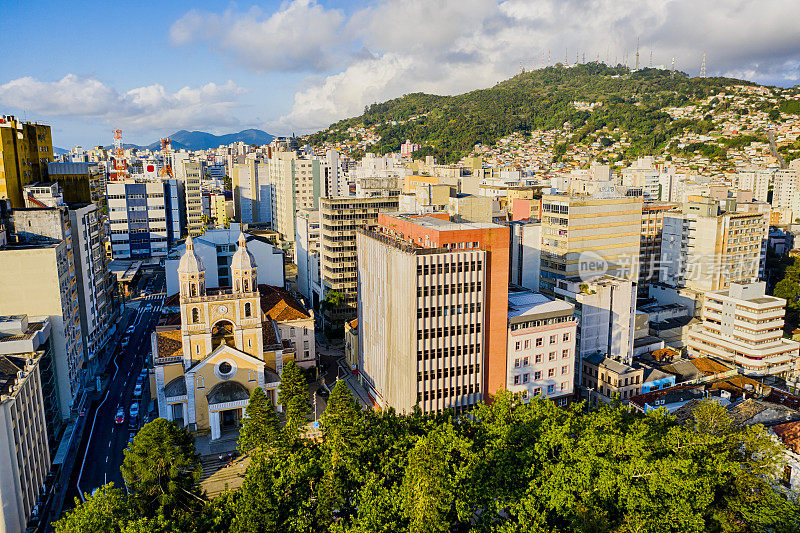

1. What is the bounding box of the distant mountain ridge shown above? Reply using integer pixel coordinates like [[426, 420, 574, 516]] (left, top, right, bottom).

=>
[[97, 129, 274, 152], [146, 129, 274, 151]]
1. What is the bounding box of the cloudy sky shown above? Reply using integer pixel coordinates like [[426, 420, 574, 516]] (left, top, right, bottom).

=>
[[2, 0, 800, 148]]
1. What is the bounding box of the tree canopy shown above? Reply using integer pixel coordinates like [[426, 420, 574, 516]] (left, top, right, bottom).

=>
[[62, 387, 800, 532]]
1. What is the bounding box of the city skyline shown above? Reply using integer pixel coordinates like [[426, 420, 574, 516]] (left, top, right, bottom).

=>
[[3, 0, 800, 148]]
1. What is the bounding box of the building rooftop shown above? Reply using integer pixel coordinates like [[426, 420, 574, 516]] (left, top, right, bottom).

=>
[[507, 288, 574, 320], [394, 214, 501, 231], [584, 353, 636, 375], [772, 421, 800, 454], [259, 284, 311, 322]]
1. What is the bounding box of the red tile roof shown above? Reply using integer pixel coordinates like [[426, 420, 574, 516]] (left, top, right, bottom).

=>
[[258, 284, 311, 322], [773, 421, 800, 454]]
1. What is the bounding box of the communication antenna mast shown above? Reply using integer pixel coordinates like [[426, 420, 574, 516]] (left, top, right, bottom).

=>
[[565, 47, 568, 66], [635, 38, 640, 71], [671, 57, 676, 78], [547, 49, 551, 66], [700, 52, 707, 78], [649, 50, 653, 68], [582, 52, 586, 63], [112, 129, 127, 180], [160, 138, 173, 178], [576, 51, 579, 65]]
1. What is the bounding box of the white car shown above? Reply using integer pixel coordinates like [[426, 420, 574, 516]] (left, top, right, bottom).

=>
[[133, 383, 143, 397], [129, 403, 140, 419]]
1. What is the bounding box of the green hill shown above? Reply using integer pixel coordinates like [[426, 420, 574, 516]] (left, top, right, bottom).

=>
[[308, 63, 757, 163]]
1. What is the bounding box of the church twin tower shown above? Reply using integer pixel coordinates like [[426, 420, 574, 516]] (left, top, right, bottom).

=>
[[155, 232, 283, 439]]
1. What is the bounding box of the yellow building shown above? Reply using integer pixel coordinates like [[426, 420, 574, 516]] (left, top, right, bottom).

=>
[[210, 193, 228, 227], [0, 116, 53, 208], [152, 233, 290, 440]]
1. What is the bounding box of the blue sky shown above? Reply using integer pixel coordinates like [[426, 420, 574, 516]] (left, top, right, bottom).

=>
[[2, 0, 800, 149]]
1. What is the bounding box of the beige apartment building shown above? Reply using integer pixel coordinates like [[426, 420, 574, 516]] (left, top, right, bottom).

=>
[[660, 198, 768, 292], [178, 159, 204, 237], [319, 196, 399, 325], [0, 214, 84, 419], [687, 281, 800, 377], [0, 316, 51, 533], [581, 353, 644, 403], [539, 193, 642, 295]]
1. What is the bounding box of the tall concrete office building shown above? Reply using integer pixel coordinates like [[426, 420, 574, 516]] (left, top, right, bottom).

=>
[[357, 213, 509, 413], [539, 193, 643, 295], [0, 116, 53, 208], [317, 195, 399, 326], [46, 162, 105, 205]]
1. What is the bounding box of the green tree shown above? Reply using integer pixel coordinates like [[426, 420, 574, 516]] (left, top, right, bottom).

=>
[[55, 484, 132, 533], [238, 386, 281, 454], [120, 419, 202, 517], [278, 361, 310, 440]]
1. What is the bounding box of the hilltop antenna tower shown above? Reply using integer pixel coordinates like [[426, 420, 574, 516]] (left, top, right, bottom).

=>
[[671, 57, 676, 78], [547, 50, 551, 66], [565, 48, 568, 66], [649, 50, 653, 68], [700, 52, 707, 78], [112, 129, 127, 181], [635, 38, 640, 71], [160, 138, 173, 178]]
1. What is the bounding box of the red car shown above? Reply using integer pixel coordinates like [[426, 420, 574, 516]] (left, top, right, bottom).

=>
[[115, 407, 125, 425]]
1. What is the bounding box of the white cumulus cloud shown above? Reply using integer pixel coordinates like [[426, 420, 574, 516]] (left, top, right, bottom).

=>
[[0, 75, 246, 132], [169, 1, 345, 72]]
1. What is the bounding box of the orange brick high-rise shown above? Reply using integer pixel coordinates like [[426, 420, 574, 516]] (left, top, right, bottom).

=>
[[357, 213, 509, 413]]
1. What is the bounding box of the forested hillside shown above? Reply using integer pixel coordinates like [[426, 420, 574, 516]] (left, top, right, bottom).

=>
[[308, 63, 755, 163]]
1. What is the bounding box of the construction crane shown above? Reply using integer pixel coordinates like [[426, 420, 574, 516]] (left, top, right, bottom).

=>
[[160, 138, 174, 178], [112, 129, 127, 180]]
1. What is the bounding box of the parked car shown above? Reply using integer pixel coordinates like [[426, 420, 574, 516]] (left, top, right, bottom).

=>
[[133, 383, 143, 398], [115, 407, 125, 425], [126, 325, 135, 334], [121, 337, 129, 348], [129, 403, 139, 419]]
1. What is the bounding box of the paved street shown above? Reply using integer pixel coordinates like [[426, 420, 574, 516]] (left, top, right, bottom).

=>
[[62, 270, 165, 511]]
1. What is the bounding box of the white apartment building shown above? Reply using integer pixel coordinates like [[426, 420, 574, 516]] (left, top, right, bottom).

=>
[[295, 209, 321, 304], [0, 328, 50, 533], [687, 281, 800, 377], [506, 288, 577, 405], [772, 168, 800, 221], [660, 198, 768, 293], [621, 157, 662, 200], [737, 168, 773, 203], [507, 220, 542, 292], [164, 224, 284, 295], [554, 276, 637, 379], [268, 151, 321, 244], [357, 227, 488, 414], [69, 203, 117, 373], [106, 178, 184, 259], [232, 160, 271, 225]]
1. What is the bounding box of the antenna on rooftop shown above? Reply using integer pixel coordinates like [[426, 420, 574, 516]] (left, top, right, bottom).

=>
[[700, 51, 707, 78]]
